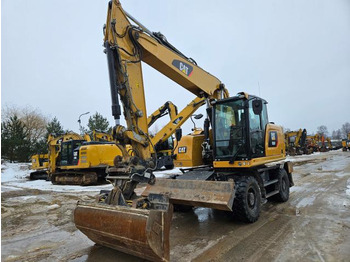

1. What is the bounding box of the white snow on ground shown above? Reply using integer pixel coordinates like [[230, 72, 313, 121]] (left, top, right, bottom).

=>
[[1, 161, 182, 193], [1, 162, 31, 182], [346, 178, 350, 197], [285, 152, 321, 163], [154, 167, 182, 178], [1, 161, 113, 193], [2, 180, 114, 193], [296, 196, 316, 208]]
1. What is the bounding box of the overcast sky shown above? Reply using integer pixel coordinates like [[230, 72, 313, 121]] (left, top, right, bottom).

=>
[[2, 0, 350, 135]]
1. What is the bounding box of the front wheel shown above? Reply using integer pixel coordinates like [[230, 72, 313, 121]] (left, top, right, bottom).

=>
[[272, 169, 290, 202], [233, 176, 261, 223]]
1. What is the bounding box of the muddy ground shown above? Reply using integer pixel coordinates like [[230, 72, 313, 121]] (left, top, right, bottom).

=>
[[2, 150, 350, 262]]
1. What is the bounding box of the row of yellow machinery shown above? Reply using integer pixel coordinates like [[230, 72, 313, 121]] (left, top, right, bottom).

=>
[[284, 129, 337, 156], [72, 1, 295, 261], [30, 126, 176, 185]]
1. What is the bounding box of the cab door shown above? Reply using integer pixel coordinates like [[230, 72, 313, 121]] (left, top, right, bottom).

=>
[[248, 99, 268, 158]]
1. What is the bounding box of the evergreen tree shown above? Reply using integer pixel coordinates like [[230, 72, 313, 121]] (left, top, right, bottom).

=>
[[45, 117, 64, 138], [342, 122, 350, 138], [1, 115, 31, 162], [87, 112, 111, 133]]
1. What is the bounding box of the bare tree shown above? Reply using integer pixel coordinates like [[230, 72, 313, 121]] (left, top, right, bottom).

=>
[[341, 122, 350, 138], [331, 129, 342, 139], [317, 125, 329, 137], [282, 126, 290, 133], [2, 104, 49, 143]]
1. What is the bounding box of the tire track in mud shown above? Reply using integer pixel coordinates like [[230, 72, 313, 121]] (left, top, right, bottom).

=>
[[192, 213, 292, 262]]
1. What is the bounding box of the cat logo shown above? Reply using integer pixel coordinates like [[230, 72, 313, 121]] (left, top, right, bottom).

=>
[[172, 59, 193, 77], [178, 146, 187, 153]]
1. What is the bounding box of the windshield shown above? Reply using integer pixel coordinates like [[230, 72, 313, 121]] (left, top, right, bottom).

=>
[[214, 99, 247, 159]]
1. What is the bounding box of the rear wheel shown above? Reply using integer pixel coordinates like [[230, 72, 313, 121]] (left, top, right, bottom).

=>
[[233, 176, 261, 223], [273, 169, 290, 202]]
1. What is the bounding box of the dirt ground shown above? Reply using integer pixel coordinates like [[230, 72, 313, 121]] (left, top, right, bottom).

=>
[[2, 150, 350, 262]]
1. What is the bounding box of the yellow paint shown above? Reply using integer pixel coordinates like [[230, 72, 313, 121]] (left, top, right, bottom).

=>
[[61, 144, 122, 170], [174, 132, 205, 167], [31, 154, 48, 170], [214, 155, 285, 168]]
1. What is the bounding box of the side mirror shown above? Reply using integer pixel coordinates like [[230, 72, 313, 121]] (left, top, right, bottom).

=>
[[194, 114, 203, 120], [175, 128, 182, 142], [253, 99, 262, 115]]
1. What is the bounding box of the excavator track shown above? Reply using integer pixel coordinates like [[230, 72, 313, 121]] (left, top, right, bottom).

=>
[[51, 171, 98, 186]]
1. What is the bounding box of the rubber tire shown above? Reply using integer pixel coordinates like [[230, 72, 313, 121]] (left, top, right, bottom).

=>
[[233, 176, 261, 223], [165, 164, 174, 170], [272, 169, 290, 202]]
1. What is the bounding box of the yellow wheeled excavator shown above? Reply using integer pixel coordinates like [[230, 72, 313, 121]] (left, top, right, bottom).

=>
[[74, 2, 294, 261]]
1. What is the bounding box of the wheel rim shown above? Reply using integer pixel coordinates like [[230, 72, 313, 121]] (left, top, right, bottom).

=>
[[282, 178, 287, 192], [248, 188, 256, 208]]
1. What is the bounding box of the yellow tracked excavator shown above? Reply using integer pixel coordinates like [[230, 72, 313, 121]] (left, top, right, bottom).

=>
[[74, 1, 294, 261], [47, 132, 123, 185], [30, 132, 120, 184], [30, 154, 49, 180]]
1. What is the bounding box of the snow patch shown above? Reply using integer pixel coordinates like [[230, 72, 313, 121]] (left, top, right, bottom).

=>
[[1, 161, 183, 193], [1, 185, 23, 192], [154, 167, 182, 178], [3, 180, 113, 193], [346, 179, 350, 197], [296, 196, 316, 208], [1, 162, 31, 182], [286, 152, 321, 163], [47, 204, 60, 210]]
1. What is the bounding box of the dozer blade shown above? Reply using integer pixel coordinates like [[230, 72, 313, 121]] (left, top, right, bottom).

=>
[[142, 178, 235, 211], [74, 201, 173, 262]]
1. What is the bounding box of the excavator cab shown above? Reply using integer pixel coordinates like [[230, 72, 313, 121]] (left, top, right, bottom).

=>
[[59, 140, 85, 166], [213, 94, 268, 162]]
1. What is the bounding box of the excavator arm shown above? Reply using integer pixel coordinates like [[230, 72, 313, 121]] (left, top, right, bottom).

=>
[[104, 0, 228, 161], [147, 101, 178, 128]]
